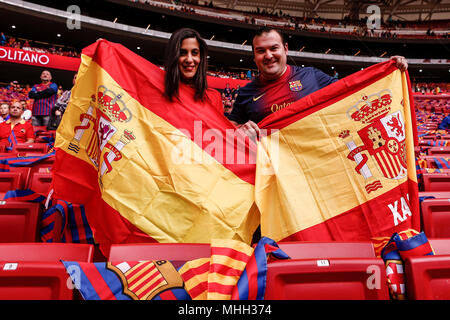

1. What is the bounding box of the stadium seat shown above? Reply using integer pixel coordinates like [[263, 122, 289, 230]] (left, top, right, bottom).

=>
[[264, 241, 389, 300], [0, 201, 41, 242], [28, 171, 52, 194], [420, 198, 450, 238], [277, 241, 376, 259], [0, 261, 74, 300], [264, 258, 389, 300], [428, 147, 450, 156], [0, 172, 22, 198], [404, 238, 450, 300], [0, 243, 94, 300], [8, 166, 31, 189], [0, 243, 95, 262], [107, 243, 211, 266], [419, 191, 450, 199], [12, 143, 49, 154], [422, 173, 450, 191]]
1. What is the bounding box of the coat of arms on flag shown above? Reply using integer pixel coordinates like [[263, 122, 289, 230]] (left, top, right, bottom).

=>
[[340, 89, 407, 194], [289, 80, 302, 92]]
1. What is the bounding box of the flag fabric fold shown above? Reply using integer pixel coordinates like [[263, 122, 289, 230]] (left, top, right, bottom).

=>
[[256, 60, 420, 242], [52, 40, 259, 247]]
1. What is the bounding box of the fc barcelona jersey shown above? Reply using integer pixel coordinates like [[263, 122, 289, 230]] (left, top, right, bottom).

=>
[[228, 65, 337, 124]]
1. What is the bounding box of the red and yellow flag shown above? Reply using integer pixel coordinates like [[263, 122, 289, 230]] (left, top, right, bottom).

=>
[[52, 40, 259, 247], [256, 60, 420, 241]]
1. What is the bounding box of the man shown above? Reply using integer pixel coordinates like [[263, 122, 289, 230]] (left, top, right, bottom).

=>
[[28, 70, 58, 127], [0, 101, 34, 148], [0, 103, 10, 123], [228, 27, 408, 138]]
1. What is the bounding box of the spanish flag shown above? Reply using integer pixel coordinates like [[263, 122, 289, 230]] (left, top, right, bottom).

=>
[[52, 40, 259, 248], [256, 60, 420, 241]]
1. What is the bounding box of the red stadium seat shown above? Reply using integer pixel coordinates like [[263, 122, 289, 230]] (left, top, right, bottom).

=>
[[0, 243, 95, 262], [28, 171, 52, 194], [420, 198, 450, 238], [0, 201, 41, 242], [419, 191, 450, 199], [422, 173, 450, 191], [0, 171, 22, 197], [264, 241, 389, 300], [0, 243, 94, 300], [107, 243, 211, 265], [277, 241, 376, 259], [8, 166, 31, 189], [428, 147, 450, 156], [264, 258, 389, 300], [12, 143, 49, 154], [404, 239, 450, 300], [0, 261, 73, 300]]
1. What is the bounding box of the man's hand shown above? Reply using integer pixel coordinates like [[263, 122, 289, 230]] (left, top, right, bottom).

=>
[[390, 55, 408, 72], [232, 120, 260, 142]]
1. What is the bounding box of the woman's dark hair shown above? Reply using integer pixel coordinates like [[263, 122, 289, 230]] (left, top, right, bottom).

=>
[[164, 28, 208, 101]]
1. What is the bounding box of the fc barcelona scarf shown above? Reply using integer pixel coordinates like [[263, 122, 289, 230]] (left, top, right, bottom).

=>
[[379, 229, 434, 299]]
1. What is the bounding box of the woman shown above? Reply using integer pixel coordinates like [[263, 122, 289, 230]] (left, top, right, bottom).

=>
[[163, 28, 222, 110]]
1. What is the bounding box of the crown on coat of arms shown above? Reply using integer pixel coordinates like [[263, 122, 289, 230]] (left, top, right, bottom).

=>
[[347, 89, 393, 124], [97, 85, 132, 123]]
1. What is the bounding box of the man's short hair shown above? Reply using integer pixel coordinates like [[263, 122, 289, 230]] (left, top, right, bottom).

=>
[[251, 27, 286, 52]]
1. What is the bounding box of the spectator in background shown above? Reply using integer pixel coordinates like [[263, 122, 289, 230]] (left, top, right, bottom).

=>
[[0, 32, 6, 46], [0, 101, 34, 149], [47, 73, 77, 130], [28, 70, 58, 127], [0, 103, 10, 123]]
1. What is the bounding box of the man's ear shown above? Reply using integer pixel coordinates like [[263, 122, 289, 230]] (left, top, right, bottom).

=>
[[284, 42, 289, 52]]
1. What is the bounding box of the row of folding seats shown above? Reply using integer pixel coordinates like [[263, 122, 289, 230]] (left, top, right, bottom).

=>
[[2, 240, 450, 300]]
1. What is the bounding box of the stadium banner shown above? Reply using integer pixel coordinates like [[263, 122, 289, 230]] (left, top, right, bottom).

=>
[[256, 60, 420, 242], [51, 40, 259, 249], [0, 46, 80, 71]]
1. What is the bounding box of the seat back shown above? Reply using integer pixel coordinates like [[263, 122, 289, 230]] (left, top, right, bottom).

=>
[[422, 173, 450, 191], [12, 143, 49, 154], [420, 198, 450, 238], [8, 166, 31, 190], [108, 243, 211, 265], [0, 201, 41, 242], [265, 258, 389, 300], [277, 241, 376, 259], [0, 243, 95, 262], [404, 255, 450, 300], [0, 261, 74, 300], [28, 171, 52, 194], [0, 171, 22, 195]]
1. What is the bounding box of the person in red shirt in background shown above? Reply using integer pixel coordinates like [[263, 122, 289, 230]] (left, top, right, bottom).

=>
[[0, 101, 34, 149]]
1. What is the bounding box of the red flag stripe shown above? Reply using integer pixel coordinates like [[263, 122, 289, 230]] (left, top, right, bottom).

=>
[[244, 254, 259, 300], [187, 281, 208, 299], [209, 263, 244, 277], [211, 247, 252, 263], [179, 261, 210, 282], [80, 264, 117, 300]]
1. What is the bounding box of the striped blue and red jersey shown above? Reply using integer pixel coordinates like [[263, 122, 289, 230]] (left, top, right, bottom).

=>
[[29, 82, 58, 116], [228, 65, 337, 124]]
